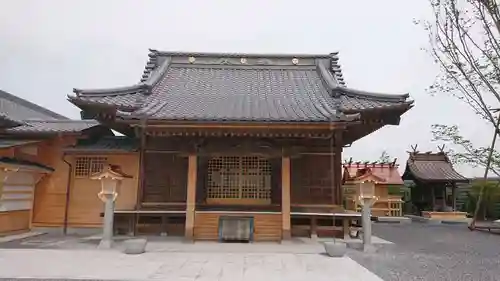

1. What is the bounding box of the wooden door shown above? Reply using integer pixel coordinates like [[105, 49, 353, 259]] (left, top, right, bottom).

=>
[[143, 153, 188, 203]]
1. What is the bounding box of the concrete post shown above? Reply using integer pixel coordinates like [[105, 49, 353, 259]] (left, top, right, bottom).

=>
[[98, 195, 115, 249], [361, 200, 372, 246]]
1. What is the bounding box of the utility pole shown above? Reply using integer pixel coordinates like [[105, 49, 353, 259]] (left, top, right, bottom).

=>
[[469, 109, 500, 230]]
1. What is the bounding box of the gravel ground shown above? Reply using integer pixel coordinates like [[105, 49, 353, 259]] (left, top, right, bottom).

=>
[[349, 223, 500, 281]]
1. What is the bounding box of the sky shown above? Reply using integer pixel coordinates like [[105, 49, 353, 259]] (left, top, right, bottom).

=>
[[0, 0, 493, 177]]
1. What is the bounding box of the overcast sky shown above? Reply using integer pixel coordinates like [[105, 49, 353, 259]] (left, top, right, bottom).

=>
[[0, 0, 493, 177]]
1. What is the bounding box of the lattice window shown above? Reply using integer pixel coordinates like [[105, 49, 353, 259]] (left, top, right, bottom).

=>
[[207, 156, 271, 202], [74, 157, 107, 178]]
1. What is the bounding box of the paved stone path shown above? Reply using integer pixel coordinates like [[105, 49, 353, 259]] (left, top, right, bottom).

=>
[[6, 223, 497, 280], [0, 248, 383, 281]]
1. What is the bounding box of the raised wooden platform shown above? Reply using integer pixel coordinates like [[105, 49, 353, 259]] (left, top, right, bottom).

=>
[[422, 211, 468, 220], [194, 211, 282, 241], [0, 210, 30, 235]]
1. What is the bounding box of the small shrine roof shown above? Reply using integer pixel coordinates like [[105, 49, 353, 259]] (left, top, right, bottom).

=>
[[343, 161, 404, 185], [402, 150, 469, 183]]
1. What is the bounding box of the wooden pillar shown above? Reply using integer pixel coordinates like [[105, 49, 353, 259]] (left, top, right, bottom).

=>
[[133, 122, 147, 235], [281, 156, 291, 240], [442, 186, 447, 209], [334, 147, 342, 206], [452, 184, 457, 211], [185, 154, 197, 240], [332, 130, 343, 206], [431, 186, 436, 211], [136, 123, 147, 208]]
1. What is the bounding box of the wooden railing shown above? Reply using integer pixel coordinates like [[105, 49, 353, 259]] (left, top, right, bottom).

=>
[[346, 196, 404, 217]]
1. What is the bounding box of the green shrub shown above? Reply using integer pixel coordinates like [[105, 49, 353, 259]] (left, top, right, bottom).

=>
[[464, 181, 500, 220]]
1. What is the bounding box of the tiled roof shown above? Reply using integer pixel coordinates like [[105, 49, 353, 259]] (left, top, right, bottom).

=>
[[0, 157, 54, 173], [4, 120, 101, 134], [0, 89, 68, 121], [0, 139, 41, 148], [402, 152, 469, 183], [69, 50, 413, 123], [64, 136, 138, 153], [0, 90, 105, 134], [0, 113, 23, 128], [343, 162, 404, 185]]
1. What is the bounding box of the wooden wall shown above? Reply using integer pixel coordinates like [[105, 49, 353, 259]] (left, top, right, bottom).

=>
[[194, 212, 282, 241], [32, 136, 77, 227], [0, 210, 30, 235], [0, 171, 39, 235], [66, 154, 140, 228]]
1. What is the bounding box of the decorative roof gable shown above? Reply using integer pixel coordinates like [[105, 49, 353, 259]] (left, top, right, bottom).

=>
[[343, 161, 404, 185], [69, 50, 413, 123]]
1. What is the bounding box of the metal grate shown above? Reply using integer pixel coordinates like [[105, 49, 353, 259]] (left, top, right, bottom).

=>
[[219, 216, 253, 242], [74, 157, 107, 178], [207, 156, 271, 201]]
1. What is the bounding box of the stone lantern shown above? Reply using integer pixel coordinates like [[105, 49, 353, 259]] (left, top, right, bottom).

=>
[[357, 180, 378, 252], [91, 164, 131, 249]]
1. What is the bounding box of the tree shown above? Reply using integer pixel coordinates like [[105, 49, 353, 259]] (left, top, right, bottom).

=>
[[464, 180, 500, 220], [418, 0, 500, 127], [431, 124, 500, 176], [419, 0, 500, 226], [343, 150, 393, 164], [378, 150, 391, 163]]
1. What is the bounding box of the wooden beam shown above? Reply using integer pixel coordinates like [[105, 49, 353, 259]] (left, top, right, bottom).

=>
[[281, 156, 291, 240], [138, 122, 347, 130], [185, 154, 198, 241]]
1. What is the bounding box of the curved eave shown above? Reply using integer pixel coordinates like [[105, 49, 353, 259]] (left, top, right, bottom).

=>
[[403, 161, 469, 184], [73, 55, 172, 98], [67, 95, 138, 112], [338, 87, 410, 102], [341, 101, 414, 115], [73, 85, 146, 97]]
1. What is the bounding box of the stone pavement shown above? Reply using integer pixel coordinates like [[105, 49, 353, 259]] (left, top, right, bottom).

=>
[[0, 247, 384, 281]]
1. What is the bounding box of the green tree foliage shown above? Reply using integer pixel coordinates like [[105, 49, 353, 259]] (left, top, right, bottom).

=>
[[378, 150, 391, 163], [343, 150, 393, 164], [464, 180, 500, 220], [431, 124, 500, 176]]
